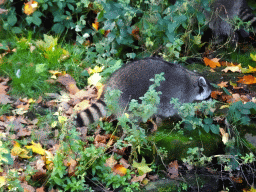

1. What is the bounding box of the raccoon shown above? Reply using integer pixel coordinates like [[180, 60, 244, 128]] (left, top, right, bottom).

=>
[[76, 57, 212, 127], [206, 0, 256, 44]]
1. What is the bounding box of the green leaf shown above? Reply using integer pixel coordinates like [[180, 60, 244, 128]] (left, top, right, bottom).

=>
[[203, 118, 213, 125], [104, 11, 119, 20], [52, 23, 65, 34], [210, 124, 219, 134], [240, 116, 250, 125], [67, 3, 74, 11], [32, 15, 42, 26], [11, 27, 22, 34], [243, 102, 256, 109], [240, 109, 251, 115], [203, 124, 210, 133], [7, 14, 17, 26], [222, 87, 232, 96]]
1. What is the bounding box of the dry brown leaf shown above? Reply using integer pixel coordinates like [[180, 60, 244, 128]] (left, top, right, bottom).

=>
[[211, 91, 223, 99], [148, 174, 159, 181], [119, 158, 130, 169], [203, 57, 221, 68], [17, 128, 31, 137], [217, 81, 228, 88], [0, 94, 12, 104], [57, 74, 80, 95], [36, 187, 45, 192], [167, 160, 179, 179], [105, 155, 117, 168], [237, 75, 256, 84], [0, 84, 8, 94], [94, 134, 108, 144], [131, 174, 146, 183], [16, 103, 30, 111], [67, 158, 77, 177], [112, 147, 127, 156], [21, 183, 35, 192]]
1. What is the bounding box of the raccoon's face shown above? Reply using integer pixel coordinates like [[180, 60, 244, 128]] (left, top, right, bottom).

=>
[[194, 77, 212, 101]]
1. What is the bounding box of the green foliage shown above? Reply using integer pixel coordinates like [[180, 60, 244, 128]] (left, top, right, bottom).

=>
[[128, 72, 165, 122], [4, 169, 23, 192], [171, 98, 219, 134], [103, 73, 166, 163], [47, 127, 140, 191], [182, 147, 212, 167], [226, 101, 256, 126], [0, 139, 13, 172], [1, 0, 210, 61], [0, 104, 12, 116]]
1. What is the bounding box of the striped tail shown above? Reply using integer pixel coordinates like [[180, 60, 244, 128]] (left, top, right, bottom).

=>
[[76, 99, 107, 126]]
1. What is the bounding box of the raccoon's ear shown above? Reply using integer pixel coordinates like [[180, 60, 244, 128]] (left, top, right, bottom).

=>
[[198, 77, 207, 87]]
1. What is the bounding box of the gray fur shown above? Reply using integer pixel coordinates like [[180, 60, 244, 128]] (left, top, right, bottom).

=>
[[77, 58, 212, 126], [206, 0, 256, 44], [102, 57, 212, 119]]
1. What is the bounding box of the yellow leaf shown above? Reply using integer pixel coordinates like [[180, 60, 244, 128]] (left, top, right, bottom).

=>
[[88, 73, 102, 86], [92, 20, 99, 31], [88, 66, 103, 75], [250, 53, 256, 61], [222, 64, 242, 73], [44, 151, 54, 170], [26, 141, 45, 155], [58, 116, 67, 124], [11, 141, 31, 159], [220, 105, 230, 109], [0, 176, 5, 187], [51, 121, 57, 128]]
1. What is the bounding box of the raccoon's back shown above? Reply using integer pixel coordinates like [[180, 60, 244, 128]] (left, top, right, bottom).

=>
[[103, 58, 199, 116]]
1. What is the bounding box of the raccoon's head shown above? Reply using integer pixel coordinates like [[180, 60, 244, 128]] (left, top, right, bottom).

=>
[[194, 77, 212, 101]]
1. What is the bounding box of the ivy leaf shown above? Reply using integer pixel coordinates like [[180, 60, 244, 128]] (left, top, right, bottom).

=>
[[132, 158, 152, 176]]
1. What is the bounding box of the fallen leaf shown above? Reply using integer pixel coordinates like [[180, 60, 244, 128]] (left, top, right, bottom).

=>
[[222, 64, 242, 73], [131, 174, 146, 183], [21, 182, 35, 192], [11, 141, 31, 159], [237, 75, 256, 84], [203, 57, 221, 68], [217, 81, 228, 88], [57, 74, 80, 95], [112, 164, 127, 176], [0, 94, 12, 104], [92, 18, 99, 31], [26, 141, 46, 155], [167, 160, 179, 178], [132, 158, 152, 176]]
